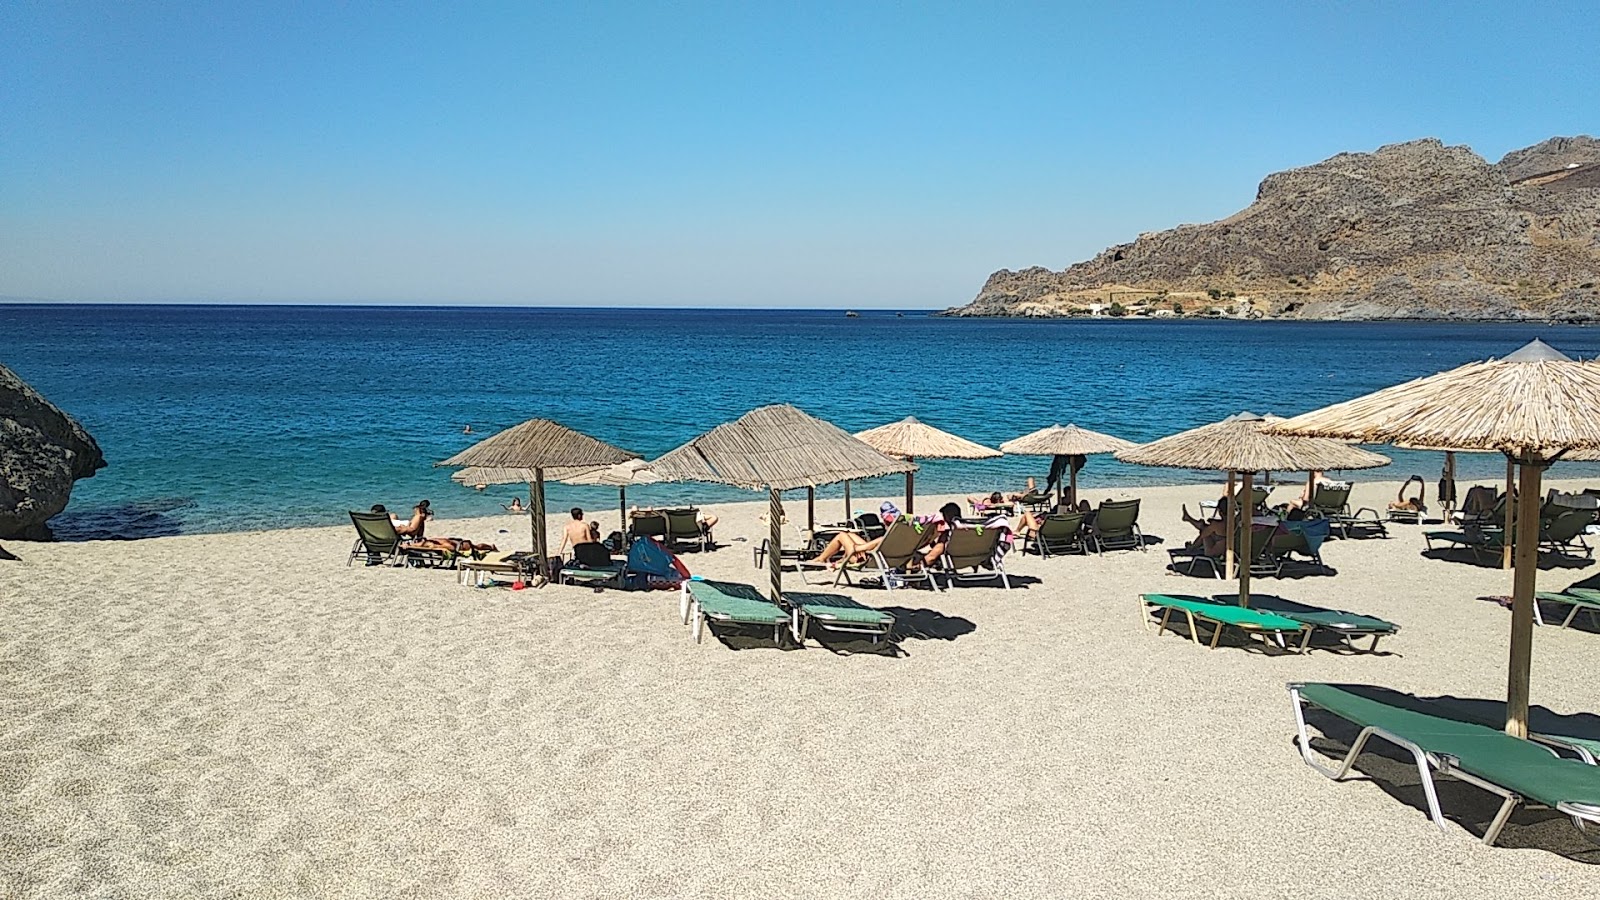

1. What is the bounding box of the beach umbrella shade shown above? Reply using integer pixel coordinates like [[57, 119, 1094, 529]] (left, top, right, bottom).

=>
[[854, 416, 1001, 515], [1267, 339, 1600, 738], [649, 404, 916, 606], [437, 419, 634, 580], [999, 424, 1137, 507], [1116, 412, 1390, 610], [556, 459, 661, 535]]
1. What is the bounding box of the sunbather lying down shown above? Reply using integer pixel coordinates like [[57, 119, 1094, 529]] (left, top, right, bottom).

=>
[[811, 503, 961, 569], [408, 536, 498, 557]]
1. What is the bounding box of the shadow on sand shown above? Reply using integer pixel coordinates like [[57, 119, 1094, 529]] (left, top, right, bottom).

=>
[[1298, 687, 1600, 861]]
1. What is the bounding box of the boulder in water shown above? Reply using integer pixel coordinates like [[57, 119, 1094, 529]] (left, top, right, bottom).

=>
[[1, 363, 106, 540]]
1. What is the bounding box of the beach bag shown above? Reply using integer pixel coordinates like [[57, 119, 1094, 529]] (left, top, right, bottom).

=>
[[602, 530, 626, 553]]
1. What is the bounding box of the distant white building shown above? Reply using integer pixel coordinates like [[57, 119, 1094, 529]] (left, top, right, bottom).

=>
[[1086, 303, 1105, 316]]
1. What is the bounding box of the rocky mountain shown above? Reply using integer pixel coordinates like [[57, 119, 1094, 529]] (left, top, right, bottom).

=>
[[942, 136, 1600, 321], [1, 363, 106, 543]]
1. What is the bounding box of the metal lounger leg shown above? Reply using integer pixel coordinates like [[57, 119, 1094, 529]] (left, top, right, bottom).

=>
[[1289, 688, 1448, 832], [680, 584, 692, 625], [692, 604, 704, 643]]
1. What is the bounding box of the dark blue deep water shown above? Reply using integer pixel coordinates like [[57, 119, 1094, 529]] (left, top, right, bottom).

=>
[[4, 304, 1599, 539]]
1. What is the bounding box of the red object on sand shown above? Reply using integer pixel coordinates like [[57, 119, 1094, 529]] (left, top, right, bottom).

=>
[[512, 580, 525, 590]]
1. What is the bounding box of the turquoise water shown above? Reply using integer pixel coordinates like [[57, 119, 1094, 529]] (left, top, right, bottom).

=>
[[3, 304, 1599, 539]]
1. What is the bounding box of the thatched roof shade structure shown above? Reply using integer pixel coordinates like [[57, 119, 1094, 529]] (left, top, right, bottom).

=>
[[999, 424, 1136, 507], [437, 419, 634, 580], [855, 416, 1000, 514], [651, 404, 915, 603], [452, 460, 660, 533], [1116, 413, 1390, 611], [651, 404, 915, 491], [1116, 414, 1391, 473], [1268, 339, 1600, 739]]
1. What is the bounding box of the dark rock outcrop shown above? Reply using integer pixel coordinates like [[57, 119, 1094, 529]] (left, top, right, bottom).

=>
[[1, 363, 106, 540], [943, 136, 1600, 321]]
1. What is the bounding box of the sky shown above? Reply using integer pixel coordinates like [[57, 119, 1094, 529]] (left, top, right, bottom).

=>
[[2, 1, 1597, 308]]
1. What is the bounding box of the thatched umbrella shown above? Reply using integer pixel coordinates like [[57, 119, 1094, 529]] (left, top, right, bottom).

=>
[[437, 419, 634, 579], [1269, 339, 1600, 738], [558, 459, 660, 534], [999, 424, 1136, 507], [1117, 412, 1390, 610], [452, 459, 660, 536], [650, 404, 915, 604], [855, 416, 1001, 515]]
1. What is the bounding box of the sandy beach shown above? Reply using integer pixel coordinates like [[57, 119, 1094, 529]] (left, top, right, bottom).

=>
[[3, 477, 1598, 898]]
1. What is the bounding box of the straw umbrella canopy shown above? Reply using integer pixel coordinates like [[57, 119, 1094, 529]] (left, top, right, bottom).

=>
[[452, 459, 660, 535], [437, 419, 634, 579], [999, 424, 1137, 507], [1116, 412, 1390, 610], [854, 416, 1001, 515], [1268, 339, 1600, 738], [650, 404, 916, 604]]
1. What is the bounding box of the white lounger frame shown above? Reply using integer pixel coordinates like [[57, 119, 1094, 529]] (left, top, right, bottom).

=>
[[1288, 685, 1600, 846]]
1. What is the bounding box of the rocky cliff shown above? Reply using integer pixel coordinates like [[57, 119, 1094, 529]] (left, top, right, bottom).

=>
[[943, 136, 1600, 320], [1, 363, 106, 541]]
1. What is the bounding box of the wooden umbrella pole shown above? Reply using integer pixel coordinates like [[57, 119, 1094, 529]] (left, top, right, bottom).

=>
[[768, 488, 784, 605], [807, 486, 815, 532], [619, 486, 627, 540], [905, 466, 915, 515], [532, 468, 548, 581], [843, 481, 852, 519], [1502, 456, 1515, 570], [1305, 471, 1315, 505], [1238, 470, 1254, 608], [1069, 465, 1078, 509], [1506, 459, 1543, 738], [1224, 471, 1237, 579]]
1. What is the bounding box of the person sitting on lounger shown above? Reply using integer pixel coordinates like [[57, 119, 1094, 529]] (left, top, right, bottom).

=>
[[812, 503, 962, 569], [394, 500, 431, 536], [560, 507, 597, 553], [1006, 477, 1039, 502], [1181, 504, 1230, 557], [967, 491, 1008, 515]]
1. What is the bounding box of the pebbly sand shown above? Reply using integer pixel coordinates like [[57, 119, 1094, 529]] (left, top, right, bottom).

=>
[[3, 477, 1599, 898]]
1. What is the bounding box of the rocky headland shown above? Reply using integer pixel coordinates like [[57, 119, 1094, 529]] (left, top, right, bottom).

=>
[[942, 136, 1600, 321], [1, 363, 105, 544]]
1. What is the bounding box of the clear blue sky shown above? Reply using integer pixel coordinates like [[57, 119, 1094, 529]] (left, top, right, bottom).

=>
[[3, 1, 1596, 307]]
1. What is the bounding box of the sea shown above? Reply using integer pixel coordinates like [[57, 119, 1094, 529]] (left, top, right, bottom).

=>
[[4, 303, 1600, 541]]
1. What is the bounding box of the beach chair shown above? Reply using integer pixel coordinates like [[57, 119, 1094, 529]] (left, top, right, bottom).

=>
[[1266, 518, 1330, 571], [1245, 595, 1399, 651], [837, 519, 941, 592], [560, 541, 627, 588], [940, 526, 1011, 589], [679, 579, 789, 646], [1287, 682, 1600, 845], [849, 512, 888, 540], [1452, 485, 1499, 527], [1201, 485, 1270, 520], [784, 591, 896, 644], [1539, 508, 1596, 559], [346, 511, 451, 568], [1167, 521, 1277, 578], [1138, 593, 1311, 652], [1533, 586, 1600, 629], [1090, 499, 1144, 553], [1422, 525, 1506, 562], [664, 507, 712, 551], [1025, 511, 1087, 557], [1016, 490, 1053, 514], [630, 511, 668, 542], [458, 550, 539, 587]]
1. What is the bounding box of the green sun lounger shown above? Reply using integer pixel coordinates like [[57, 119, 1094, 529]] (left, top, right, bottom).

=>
[[1244, 596, 1400, 651], [1139, 593, 1311, 652], [1288, 682, 1600, 845], [1534, 587, 1600, 629], [784, 591, 895, 644], [679, 579, 788, 646]]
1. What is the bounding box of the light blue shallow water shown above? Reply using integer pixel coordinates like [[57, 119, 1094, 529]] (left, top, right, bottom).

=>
[[3, 304, 1599, 540]]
